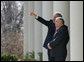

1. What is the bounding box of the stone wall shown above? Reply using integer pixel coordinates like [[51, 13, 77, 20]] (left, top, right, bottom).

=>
[[1, 32, 23, 59]]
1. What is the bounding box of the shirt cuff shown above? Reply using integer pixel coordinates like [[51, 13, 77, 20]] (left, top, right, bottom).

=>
[[35, 15, 38, 19]]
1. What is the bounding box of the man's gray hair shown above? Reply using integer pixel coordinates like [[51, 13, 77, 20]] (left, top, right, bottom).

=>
[[53, 12, 63, 17], [56, 17, 65, 24]]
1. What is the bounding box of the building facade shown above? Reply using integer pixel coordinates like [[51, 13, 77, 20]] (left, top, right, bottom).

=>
[[23, 1, 83, 61]]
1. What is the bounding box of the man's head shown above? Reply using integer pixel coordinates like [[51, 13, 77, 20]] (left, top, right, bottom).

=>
[[55, 17, 64, 28], [53, 12, 62, 23]]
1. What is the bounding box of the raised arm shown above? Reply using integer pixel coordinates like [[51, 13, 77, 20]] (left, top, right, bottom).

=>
[[30, 12, 50, 26]]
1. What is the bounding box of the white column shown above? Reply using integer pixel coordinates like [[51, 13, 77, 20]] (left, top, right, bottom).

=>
[[23, 1, 34, 55], [34, 1, 42, 60], [23, 1, 29, 55], [42, 1, 53, 61], [53, 1, 70, 61], [70, 1, 83, 61]]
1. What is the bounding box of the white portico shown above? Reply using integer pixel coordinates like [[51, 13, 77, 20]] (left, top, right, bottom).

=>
[[23, 1, 83, 61]]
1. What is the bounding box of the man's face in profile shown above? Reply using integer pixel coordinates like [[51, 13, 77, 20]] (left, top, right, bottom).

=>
[[55, 18, 62, 28], [53, 14, 59, 23]]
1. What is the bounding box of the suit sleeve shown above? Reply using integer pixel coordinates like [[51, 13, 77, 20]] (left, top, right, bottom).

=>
[[35, 16, 50, 26], [49, 27, 69, 48]]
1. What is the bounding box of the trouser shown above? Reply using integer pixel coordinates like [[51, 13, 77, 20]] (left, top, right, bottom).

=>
[[48, 50, 66, 61]]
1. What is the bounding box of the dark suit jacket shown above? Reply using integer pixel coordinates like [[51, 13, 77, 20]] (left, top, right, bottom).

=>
[[36, 16, 55, 49], [36, 16, 69, 57], [49, 25, 69, 57]]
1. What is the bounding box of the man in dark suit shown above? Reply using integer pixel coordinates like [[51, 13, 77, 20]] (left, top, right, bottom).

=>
[[30, 12, 65, 61], [47, 17, 69, 61]]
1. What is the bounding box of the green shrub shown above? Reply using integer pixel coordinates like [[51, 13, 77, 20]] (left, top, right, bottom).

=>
[[21, 58, 37, 61], [23, 51, 37, 61], [24, 51, 35, 59], [38, 52, 42, 61], [29, 51, 35, 59], [24, 52, 29, 59], [1, 53, 18, 61], [23, 51, 42, 61]]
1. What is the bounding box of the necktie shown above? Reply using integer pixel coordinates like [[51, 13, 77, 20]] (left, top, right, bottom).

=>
[[53, 26, 56, 37], [55, 26, 56, 32]]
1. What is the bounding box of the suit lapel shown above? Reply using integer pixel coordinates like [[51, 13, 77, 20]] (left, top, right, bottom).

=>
[[53, 26, 63, 39]]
